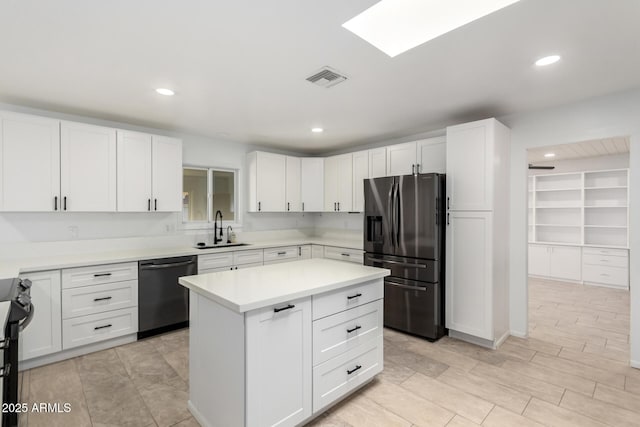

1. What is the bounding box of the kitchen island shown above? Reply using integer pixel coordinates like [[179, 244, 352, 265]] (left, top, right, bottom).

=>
[[179, 258, 390, 427]]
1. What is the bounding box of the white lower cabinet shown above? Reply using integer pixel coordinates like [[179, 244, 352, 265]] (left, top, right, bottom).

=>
[[19, 270, 62, 361], [246, 297, 312, 427], [582, 247, 628, 289], [61, 263, 139, 350], [263, 246, 299, 264], [299, 245, 311, 260], [323, 246, 364, 264], [528, 244, 581, 281], [312, 245, 325, 259]]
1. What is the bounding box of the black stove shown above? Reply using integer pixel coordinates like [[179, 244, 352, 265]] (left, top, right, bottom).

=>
[[0, 278, 34, 427]]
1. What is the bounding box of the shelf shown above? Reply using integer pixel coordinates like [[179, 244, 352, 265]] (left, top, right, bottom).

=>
[[535, 206, 581, 209], [584, 204, 627, 208], [535, 188, 582, 192], [530, 241, 582, 247], [584, 225, 627, 229], [584, 186, 627, 190], [535, 224, 581, 227]]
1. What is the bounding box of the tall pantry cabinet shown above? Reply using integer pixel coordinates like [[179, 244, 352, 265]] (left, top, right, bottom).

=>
[[445, 118, 510, 348]]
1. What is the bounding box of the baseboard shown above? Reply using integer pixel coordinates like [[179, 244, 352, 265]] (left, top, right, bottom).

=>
[[448, 330, 495, 349], [494, 330, 510, 348], [20, 334, 137, 370], [509, 330, 528, 339], [188, 401, 213, 427]]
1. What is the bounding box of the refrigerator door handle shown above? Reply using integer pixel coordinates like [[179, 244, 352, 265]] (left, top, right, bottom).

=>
[[395, 182, 401, 247], [388, 183, 395, 248], [368, 258, 428, 268], [386, 281, 428, 292]]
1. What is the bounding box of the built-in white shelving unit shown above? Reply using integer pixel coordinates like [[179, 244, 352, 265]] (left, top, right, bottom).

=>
[[529, 169, 629, 248]]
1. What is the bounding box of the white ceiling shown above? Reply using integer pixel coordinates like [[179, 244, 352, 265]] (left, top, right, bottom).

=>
[[527, 136, 630, 163], [1, 0, 640, 154]]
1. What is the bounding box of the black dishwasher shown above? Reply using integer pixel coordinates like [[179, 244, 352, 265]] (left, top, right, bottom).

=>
[[138, 255, 197, 339]]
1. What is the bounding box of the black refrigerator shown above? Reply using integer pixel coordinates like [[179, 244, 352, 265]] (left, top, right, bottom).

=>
[[363, 173, 446, 341]]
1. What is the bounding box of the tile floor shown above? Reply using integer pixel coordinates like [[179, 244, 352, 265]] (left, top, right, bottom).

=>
[[18, 278, 638, 426]]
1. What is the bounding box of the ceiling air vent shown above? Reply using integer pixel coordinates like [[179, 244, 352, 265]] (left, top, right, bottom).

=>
[[306, 67, 347, 88]]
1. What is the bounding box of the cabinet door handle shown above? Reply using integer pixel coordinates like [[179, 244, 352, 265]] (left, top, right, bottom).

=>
[[54, 196, 58, 211], [298, 247, 301, 256], [417, 163, 420, 173], [412, 164, 415, 174], [287, 202, 290, 211], [302, 202, 305, 212], [154, 199, 158, 211], [0, 364, 11, 378], [258, 201, 261, 212], [148, 198, 151, 211], [334, 202, 337, 211], [447, 213, 450, 225], [347, 293, 362, 300], [93, 273, 112, 277], [273, 304, 295, 313], [277, 251, 286, 256], [341, 253, 351, 257], [337, 202, 340, 211], [346, 325, 361, 333], [447, 197, 450, 209], [347, 365, 362, 375], [94, 324, 112, 330], [63, 196, 67, 211], [93, 296, 113, 302]]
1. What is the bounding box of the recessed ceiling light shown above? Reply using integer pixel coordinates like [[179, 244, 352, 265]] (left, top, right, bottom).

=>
[[311, 128, 324, 133], [156, 88, 175, 96], [544, 153, 556, 158], [342, 0, 521, 57], [535, 55, 561, 67]]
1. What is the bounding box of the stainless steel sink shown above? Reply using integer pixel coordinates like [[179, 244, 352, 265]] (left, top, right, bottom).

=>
[[194, 243, 250, 249]]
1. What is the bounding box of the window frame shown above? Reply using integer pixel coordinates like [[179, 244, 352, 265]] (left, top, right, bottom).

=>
[[181, 165, 240, 230]]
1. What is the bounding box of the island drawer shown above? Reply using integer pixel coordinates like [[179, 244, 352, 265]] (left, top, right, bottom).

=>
[[323, 246, 364, 264], [312, 279, 383, 320], [583, 253, 628, 268], [198, 252, 233, 272], [582, 264, 628, 288], [312, 336, 383, 414], [313, 299, 383, 366], [62, 262, 138, 289], [233, 249, 264, 266], [62, 307, 137, 350], [62, 280, 137, 319], [263, 246, 299, 264]]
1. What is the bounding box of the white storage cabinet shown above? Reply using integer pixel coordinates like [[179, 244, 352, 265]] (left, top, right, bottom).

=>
[[324, 154, 353, 212], [19, 270, 62, 361], [386, 136, 446, 176], [300, 158, 324, 212], [247, 151, 286, 212], [445, 118, 510, 347]]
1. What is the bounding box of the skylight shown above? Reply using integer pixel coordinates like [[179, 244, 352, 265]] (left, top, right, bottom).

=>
[[342, 0, 521, 57]]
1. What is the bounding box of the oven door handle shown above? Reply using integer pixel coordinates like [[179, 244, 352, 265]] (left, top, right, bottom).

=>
[[386, 281, 428, 292], [18, 304, 35, 332]]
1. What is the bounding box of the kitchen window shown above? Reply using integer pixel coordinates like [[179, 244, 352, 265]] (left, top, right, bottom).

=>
[[182, 167, 237, 225]]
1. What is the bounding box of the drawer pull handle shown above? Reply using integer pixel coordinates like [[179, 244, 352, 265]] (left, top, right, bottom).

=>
[[274, 304, 295, 313], [93, 296, 113, 302], [347, 293, 362, 300], [93, 273, 112, 278], [346, 325, 362, 333], [347, 365, 362, 375], [277, 252, 287, 256], [94, 324, 112, 330], [341, 253, 351, 257]]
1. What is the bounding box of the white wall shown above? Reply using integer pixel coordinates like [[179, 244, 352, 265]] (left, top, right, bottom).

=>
[[500, 88, 640, 367]]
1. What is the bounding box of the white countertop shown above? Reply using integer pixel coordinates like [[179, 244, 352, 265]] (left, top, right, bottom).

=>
[[179, 258, 389, 313], [0, 237, 363, 280]]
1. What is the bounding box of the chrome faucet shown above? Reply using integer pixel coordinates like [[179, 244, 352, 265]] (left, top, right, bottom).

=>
[[214, 210, 223, 244]]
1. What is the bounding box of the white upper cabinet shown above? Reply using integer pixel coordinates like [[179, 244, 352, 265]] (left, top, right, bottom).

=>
[[324, 153, 353, 212], [352, 150, 369, 212], [368, 148, 386, 178], [117, 132, 182, 212], [285, 156, 301, 212], [417, 136, 446, 174], [386, 142, 416, 176], [152, 136, 183, 212], [60, 121, 117, 212], [386, 137, 446, 176], [117, 131, 152, 212], [0, 112, 60, 211], [300, 158, 324, 212], [248, 151, 286, 212], [446, 120, 505, 211]]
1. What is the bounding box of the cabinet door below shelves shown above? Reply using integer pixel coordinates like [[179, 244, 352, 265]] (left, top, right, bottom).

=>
[[19, 270, 62, 360], [0, 112, 60, 211], [246, 297, 312, 427], [60, 121, 117, 212], [548, 246, 581, 281], [528, 245, 550, 277]]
